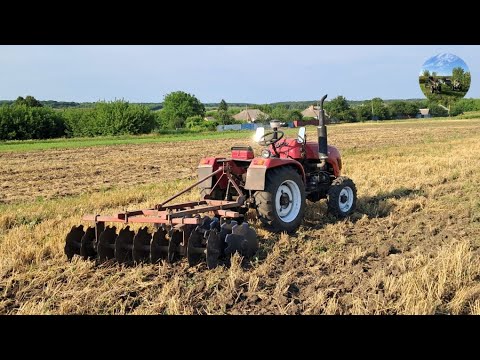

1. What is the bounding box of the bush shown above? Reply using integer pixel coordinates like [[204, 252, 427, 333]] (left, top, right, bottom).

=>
[[427, 103, 449, 117], [63, 100, 156, 137], [185, 115, 205, 129], [0, 105, 65, 140], [161, 91, 205, 129], [185, 115, 218, 131], [62, 108, 97, 137], [450, 98, 480, 116]]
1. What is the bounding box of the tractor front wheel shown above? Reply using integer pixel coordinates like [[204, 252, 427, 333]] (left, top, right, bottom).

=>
[[327, 176, 357, 218], [254, 167, 306, 233]]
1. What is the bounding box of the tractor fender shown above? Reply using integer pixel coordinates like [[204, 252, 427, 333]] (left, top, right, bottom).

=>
[[197, 157, 222, 189], [244, 158, 306, 191], [327, 145, 342, 177]]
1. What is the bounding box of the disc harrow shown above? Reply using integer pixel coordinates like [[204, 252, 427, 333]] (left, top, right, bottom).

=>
[[65, 216, 257, 269], [65, 159, 259, 269]]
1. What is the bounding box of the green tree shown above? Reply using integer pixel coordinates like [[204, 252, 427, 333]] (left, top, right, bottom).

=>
[[432, 72, 437, 77], [255, 112, 269, 123], [216, 99, 233, 124], [257, 104, 273, 115], [0, 104, 64, 140], [215, 111, 234, 125], [161, 91, 205, 129], [388, 101, 418, 118], [185, 115, 205, 129], [371, 97, 390, 120], [450, 98, 480, 116], [422, 69, 430, 77], [271, 105, 289, 121], [14, 95, 43, 107], [324, 96, 355, 122], [405, 102, 419, 118], [360, 98, 390, 120], [218, 99, 228, 112], [428, 102, 448, 117], [463, 71, 471, 90], [286, 110, 303, 122], [354, 105, 371, 121], [452, 67, 465, 83], [63, 100, 155, 136]]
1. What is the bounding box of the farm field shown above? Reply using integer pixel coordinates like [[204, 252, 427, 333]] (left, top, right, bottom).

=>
[[1, 118, 480, 314]]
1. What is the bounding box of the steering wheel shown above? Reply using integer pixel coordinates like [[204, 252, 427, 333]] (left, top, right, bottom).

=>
[[258, 130, 285, 147]]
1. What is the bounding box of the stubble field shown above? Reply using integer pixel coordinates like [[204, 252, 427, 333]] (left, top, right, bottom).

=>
[[1, 118, 480, 314]]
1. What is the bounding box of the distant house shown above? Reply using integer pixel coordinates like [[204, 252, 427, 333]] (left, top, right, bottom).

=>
[[301, 105, 333, 122], [204, 116, 216, 122], [233, 108, 268, 123], [301, 105, 320, 118], [417, 108, 431, 118]]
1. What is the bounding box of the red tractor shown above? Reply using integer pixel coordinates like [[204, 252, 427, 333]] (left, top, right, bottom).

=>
[[198, 94, 357, 233], [65, 95, 357, 268]]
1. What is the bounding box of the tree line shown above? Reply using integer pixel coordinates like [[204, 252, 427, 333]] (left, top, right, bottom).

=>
[[1, 92, 479, 141]]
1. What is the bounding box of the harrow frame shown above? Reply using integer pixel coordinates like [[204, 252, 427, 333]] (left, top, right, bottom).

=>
[[65, 162, 257, 269]]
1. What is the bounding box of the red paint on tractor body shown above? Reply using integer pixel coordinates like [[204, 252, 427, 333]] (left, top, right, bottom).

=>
[[272, 139, 342, 177], [250, 157, 306, 182], [231, 147, 254, 160]]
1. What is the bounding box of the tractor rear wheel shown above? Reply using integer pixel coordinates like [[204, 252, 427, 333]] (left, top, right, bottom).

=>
[[254, 167, 306, 233], [327, 176, 357, 218]]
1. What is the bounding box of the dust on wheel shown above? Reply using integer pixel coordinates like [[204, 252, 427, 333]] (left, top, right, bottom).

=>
[[327, 176, 357, 218], [254, 167, 306, 233]]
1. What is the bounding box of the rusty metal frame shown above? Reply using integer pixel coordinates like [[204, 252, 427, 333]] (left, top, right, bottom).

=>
[[81, 164, 245, 231]]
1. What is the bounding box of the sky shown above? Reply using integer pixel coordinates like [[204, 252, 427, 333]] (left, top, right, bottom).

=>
[[0, 45, 479, 103], [420, 53, 470, 76]]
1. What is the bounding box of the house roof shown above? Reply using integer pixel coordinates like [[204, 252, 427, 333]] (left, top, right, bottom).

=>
[[301, 105, 319, 118], [301, 105, 330, 118], [419, 108, 430, 115], [233, 109, 267, 122]]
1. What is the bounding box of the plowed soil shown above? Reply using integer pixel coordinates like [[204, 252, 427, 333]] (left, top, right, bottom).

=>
[[1, 119, 480, 314]]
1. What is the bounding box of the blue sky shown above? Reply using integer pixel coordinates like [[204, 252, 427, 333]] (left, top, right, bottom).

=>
[[420, 53, 470, 76], [0, 45, 478, 103]]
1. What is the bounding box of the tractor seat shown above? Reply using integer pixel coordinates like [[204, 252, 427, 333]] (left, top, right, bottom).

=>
[[231, 146, 254, 160]]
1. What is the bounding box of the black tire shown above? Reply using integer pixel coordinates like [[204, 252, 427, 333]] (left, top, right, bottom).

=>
[[327, 176, 357, 218], [254, 167, 306, 233]]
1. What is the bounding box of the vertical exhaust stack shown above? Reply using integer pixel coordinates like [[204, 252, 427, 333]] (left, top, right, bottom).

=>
[[317, 94, 328, 160]]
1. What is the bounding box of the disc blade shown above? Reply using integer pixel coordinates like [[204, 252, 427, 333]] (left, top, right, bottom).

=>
[[65, 225, 84, 260], [167, 228, 182, 263], [80, 227, 96, 260], [224, 233, 247, 257], [209, 217, 220, 231], [206, 229, 222, 269], [133, 226, 152, 264], [187, 228, 205, 266], [200, 216, 212, 230], [232, 223, 258, 257], [151, 227, 168, 263], [115, 226, 135, 264], [97, 226, 117, 263], [220, 220, 238, 242]]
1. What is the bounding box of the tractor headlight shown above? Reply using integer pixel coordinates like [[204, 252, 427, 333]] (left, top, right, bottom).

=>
[[261, 149, 271, 158]]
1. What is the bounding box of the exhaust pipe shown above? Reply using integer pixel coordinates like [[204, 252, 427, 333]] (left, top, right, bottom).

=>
[[317, 94, 328, 160]]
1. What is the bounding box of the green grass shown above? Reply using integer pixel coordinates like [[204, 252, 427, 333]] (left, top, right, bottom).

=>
[[1, 118, 479, 153], [0, 131, 255, 152]]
